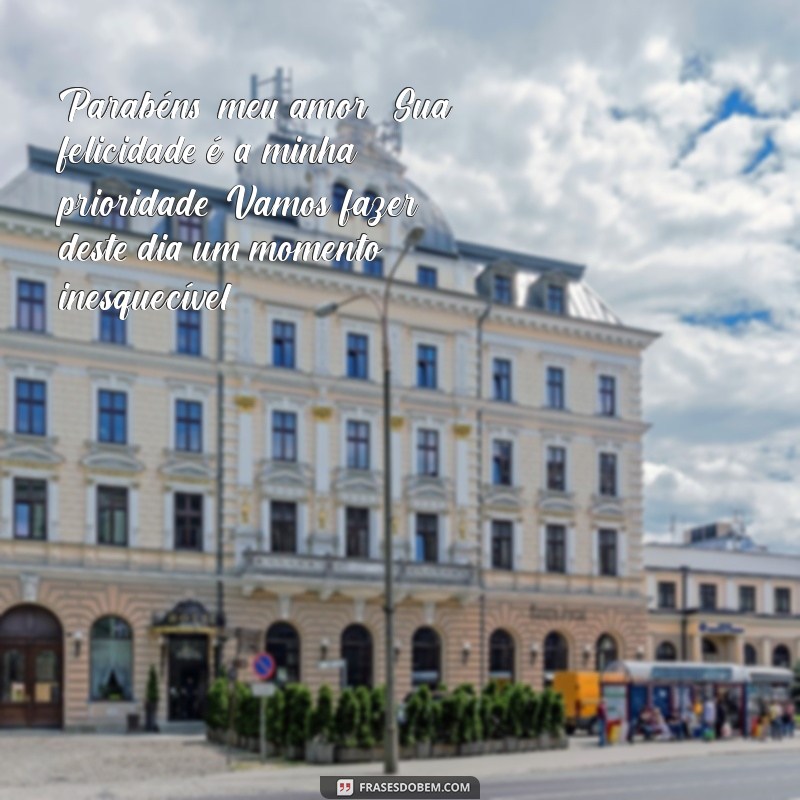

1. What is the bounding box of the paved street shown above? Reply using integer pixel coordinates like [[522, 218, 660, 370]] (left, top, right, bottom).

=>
[[1, 733, 799, 799]]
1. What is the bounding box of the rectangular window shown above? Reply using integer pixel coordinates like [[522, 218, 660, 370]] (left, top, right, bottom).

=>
[[599, 375, 617, 416], [346, 333, 369, 380], [546, 446, 567, 492], [272, 320, 296, 369], [272, 411, 297, 462], [417, 266, 438, 288], [739, 585, 756, 613], [15, 379, 46, 436], [493, 274, 512, 304], [177, 215, 203, 244], [97, 486, 128, 546], [492, 440, 513, 486], [99, 299, 127, 345], [417, 344, 438, 389], [546, 366, 565, 409], [273, 236, 294, 255], [346, 507, 370, 559], [599, 452, 618, 497], [17, 279, 45, 332], [657, 581, 676, 610], [546, 284, 565, 314], [775, 587, 791, 615], [363, 256, 384, 277], [98, 390, 127, 445], [176, 309, 201, 355], [270, 501, 297, 553], [417, 429, 439, 477], [598, 529, 618, 577], [13, 478, 47, 541], [175, 399, 202, 453], [333, 253, 353, 271], [545, 524, 566, 573], [346, 420, 370, 470], [492, 358, 512, 402], [174, 492, 203, 551], [415, 513, 439, 563], [491, 520, 513, 570], [699, 583, 717, 611]]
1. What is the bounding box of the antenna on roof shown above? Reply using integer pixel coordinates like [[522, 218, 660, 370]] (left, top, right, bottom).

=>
[[250, 68, 301, 135]]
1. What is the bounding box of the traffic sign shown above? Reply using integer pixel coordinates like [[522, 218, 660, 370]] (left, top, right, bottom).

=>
[[251, 682, 277, 698], [252, 651, 276, 681], [318, 658, 347, 670]]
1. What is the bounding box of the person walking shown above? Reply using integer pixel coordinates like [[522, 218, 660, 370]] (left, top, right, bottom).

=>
[[770, 699, 783, 740], [597, 699, 608, 748], [702, 696, 716, 741]]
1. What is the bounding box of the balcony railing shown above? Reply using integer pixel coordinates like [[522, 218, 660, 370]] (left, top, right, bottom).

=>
[[240, 550, 476, 586]]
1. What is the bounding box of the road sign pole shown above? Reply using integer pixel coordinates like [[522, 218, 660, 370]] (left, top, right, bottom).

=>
[[259, 694, 267, 763]]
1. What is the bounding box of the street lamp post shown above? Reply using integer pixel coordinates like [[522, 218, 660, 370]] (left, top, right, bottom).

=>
[[316, 225, 425, 775]]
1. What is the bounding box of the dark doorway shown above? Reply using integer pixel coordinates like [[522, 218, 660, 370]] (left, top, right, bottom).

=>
[[167, 635, 208, 721], [0, 605, 63, 728], [341, 624, 373, 688]]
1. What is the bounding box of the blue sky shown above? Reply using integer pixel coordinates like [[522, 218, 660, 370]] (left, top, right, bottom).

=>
[[0, 0, 799, 549]]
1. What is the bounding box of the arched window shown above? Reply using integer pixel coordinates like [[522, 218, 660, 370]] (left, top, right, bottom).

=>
[[543, 631, 569, 672], [772, 644, 791, 668], [412, 627, 441, 688], [341, 625, 373, 688], [332, 182, 349, 213], [489, 629, 515, 682], [655, 641, 677, 661], [701, 637, 718, 662], [266, 622, 301, 684], [90, 616, 133, 701], [595, 634, 618, 671], [744, 643, 758, 666]]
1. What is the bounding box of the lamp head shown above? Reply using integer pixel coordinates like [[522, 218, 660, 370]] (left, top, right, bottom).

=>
[[404, 225, 426, 248], [315, 301, 339, 318]]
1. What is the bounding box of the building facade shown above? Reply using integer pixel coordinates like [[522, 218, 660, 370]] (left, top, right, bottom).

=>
[[0, 112, 656, 729], [645, 525, 800, 668]]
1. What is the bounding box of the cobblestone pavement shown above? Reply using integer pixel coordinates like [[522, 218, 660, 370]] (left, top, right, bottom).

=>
[[1, 732, 799, 800]]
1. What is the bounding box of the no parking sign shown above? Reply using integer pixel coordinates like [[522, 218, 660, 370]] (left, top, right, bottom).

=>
[[251, 651, 276, 681]]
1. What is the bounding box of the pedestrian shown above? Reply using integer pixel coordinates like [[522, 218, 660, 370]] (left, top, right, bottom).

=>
[[715, 697, 726, 740], [769, 699, 783, 740], [703, 696, 716, 741], [785, 700, 796, 738], [597, 699, 608, 747], [758, 698, 770, 741]]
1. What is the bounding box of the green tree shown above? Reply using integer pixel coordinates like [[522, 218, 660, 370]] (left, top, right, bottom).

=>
[[311, 685, 334, 741], [354, 686, 375, 748], [334, 688, 360, 747], [265, 687, 285, 747]]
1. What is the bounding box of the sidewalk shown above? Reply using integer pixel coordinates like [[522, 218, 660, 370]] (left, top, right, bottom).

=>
[[1, 733, 799, 800]]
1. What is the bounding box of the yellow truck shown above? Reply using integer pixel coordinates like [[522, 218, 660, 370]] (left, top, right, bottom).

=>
[[552, 671, 601, 734]]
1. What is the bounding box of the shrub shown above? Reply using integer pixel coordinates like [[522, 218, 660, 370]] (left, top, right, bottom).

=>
[[265, 687, 285, 747], [334, 688, 360, 747], [311, 685, 334, 742], [355, 686, 375, 748], [460, 692, 482, 743], [205, 677, 228, 731], [234, 683, 258, 738], [146, 665, 160, 706], [412, 685, 435, 744], [284, 684, 312, 750], [505, 684, 525, 738], [370, 686, 385, 745], [438, 691, 462, 745], [546, 689, 565, 736], [480, 683, 506, 739], [522, 687, 540, 738]]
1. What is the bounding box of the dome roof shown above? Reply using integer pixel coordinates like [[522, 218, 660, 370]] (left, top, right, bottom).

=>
[[237, 123, 458, 255]]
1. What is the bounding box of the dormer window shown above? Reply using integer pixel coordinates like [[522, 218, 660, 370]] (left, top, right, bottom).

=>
[[332, 182, 349, 213], [92, 178, 131, 231], [177, 214, 204, 245], [546, 284, 565, 314], [364, 189, 379, 223], [493, 274, 512, 304]]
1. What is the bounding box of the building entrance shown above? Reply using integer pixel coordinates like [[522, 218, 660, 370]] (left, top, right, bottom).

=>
[[0, 605, 63, 728]]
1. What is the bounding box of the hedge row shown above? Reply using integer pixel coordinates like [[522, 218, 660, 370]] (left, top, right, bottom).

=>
[[206, 680, 564, 749]]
